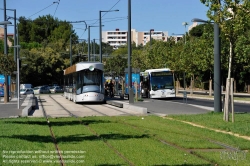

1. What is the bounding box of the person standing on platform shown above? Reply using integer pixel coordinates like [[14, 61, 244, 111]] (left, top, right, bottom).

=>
[[108, 80, 114, 98]]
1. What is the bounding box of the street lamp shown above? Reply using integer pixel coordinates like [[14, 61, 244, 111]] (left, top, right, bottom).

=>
[[192, 18, 221, 112], [149, 29, 154, 47], [92, 38, 100, 62], [10, 45, 21, 109], [182, 22, 188, 44], [0, 20, 12, 25], [128, 0, 133, 103], [70, 28, 73, 66], [0, 8, 17, 62], [0, 19, 12, 103], [88, 25, 100, 62], [2, 8, 18, 98], [99, 9, 119, 63]]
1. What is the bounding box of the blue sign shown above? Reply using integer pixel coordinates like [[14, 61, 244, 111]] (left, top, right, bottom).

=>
[[125, 73, 140, 94], [0, 74, 10, 89]]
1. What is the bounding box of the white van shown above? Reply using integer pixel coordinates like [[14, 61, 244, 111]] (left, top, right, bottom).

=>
[[20, 84, 32, 89]]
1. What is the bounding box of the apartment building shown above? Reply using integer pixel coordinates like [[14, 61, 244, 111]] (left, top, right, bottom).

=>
[[0, 26, 14, 47], [102, 28, 168, 49]]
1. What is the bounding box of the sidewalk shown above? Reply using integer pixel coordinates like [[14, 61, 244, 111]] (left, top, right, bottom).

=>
[[176, 92, 250, 104], [0, 95, 31, 118]]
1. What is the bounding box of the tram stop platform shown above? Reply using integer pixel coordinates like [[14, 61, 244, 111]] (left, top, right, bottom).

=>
[[105, 96, 148, 114]]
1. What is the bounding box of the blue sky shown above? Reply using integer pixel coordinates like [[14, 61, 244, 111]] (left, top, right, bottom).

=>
[[1, 0, 209, 41]]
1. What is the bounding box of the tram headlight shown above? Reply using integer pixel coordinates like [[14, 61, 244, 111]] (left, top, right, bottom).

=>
[[89, 66, 94, 71]]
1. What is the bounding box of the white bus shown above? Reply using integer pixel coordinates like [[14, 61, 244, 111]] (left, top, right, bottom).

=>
[[140, 68, 175, 99], [64, 62, 105, 103]]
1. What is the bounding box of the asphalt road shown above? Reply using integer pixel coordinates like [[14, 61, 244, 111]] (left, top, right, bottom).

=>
[[131, 97, 250, 115], [170, 97, 250, 113], [131, 98, 211, 115]]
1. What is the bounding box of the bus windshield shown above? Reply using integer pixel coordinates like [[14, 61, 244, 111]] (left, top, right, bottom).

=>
[[150, 74, 174, 91]]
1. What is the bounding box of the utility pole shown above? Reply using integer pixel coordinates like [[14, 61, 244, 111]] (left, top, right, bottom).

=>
[[3, 0, 9, 103]]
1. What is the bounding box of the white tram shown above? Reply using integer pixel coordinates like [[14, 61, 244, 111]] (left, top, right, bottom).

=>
[[63, 62, 105, 103]]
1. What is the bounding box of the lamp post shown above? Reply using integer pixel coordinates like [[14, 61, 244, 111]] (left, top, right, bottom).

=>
[[127, 0, 133, 103], [99, 9, 119, 63], [88, 25, 99, 62], [191, 18, 221, 112], [0, 20, 12, 103], [149, 29, 154, 47], [1, 1, 12, 103], [93, 39, 95, 61], [11, 45, 21, 108], [182, 22, 188, 44], [70, 34, 72, 66], [5, 9, 17, 97]]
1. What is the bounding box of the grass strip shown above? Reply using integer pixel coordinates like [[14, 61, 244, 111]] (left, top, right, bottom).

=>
[[113, 116, 250, 149], [168, 112, 250, 137], [1, 115, 250, 165], [86, 116, 250, 165], [193, 150, 250, 166], [0, 118, 57, 166], [84, 116, 211, 165], [48, 117, 128, 165]]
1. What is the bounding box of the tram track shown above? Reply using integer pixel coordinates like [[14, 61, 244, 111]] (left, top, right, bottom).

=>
[[40, 95, 246, 165], [46, 95, 135, 166], [38, 96, 65, 166]]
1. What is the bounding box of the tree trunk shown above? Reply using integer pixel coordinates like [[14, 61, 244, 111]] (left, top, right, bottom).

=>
[[224, 41, 233, 121]]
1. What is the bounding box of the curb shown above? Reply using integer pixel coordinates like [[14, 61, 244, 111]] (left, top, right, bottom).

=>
[[106, 100, 123, 108], [22, 94, 37, 117], [106, 100, 147, 114], [123, 104, 147, 114], [176, 94, 250, 104]]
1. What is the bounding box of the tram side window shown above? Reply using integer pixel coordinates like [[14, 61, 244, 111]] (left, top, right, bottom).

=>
[[64, 75, 70, 92], [76, 72, 82, 95], [68, 74, 73, 93]]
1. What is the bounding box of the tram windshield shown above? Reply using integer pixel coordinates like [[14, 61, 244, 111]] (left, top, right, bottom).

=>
[[76, 69, 103, 94]]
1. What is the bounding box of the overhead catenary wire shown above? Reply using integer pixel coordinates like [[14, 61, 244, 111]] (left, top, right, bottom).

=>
[[74, 17, 127, 37], [53, 0, 60, 17], [80, 0, 122, 38], [28, 1, 59, 19]]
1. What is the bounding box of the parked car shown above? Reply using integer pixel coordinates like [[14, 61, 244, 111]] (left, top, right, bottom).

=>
[[33, 86, 50, 94], [49, 86, 64, 93], [20, 88, 34, 95]]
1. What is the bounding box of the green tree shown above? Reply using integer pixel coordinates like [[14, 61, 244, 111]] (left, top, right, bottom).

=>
[[0, 54, 16, 76], [189, 23, 213, 37], [0, 40, 4, 54], [104, 54, 127, 77], [201, 0, 250, 120], [18, 17, 32, 42]]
